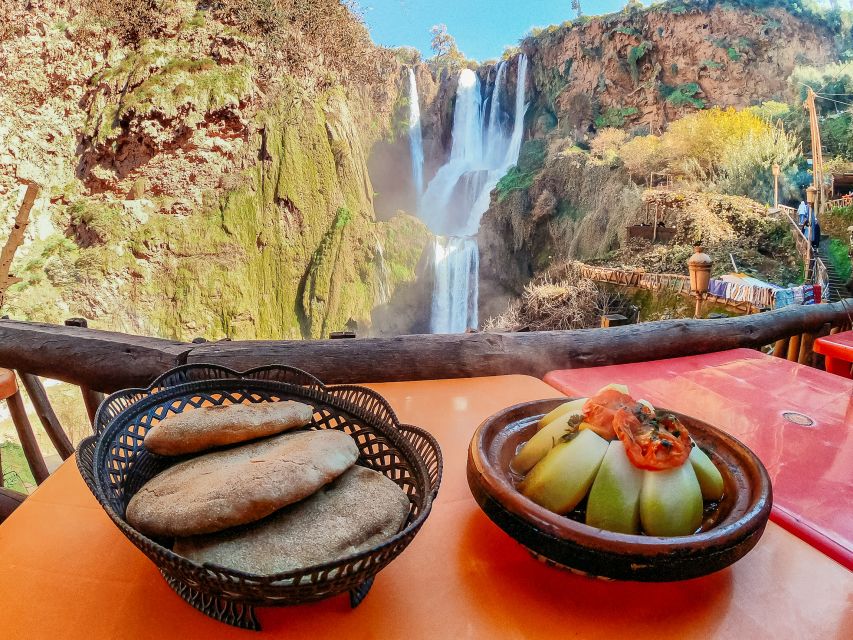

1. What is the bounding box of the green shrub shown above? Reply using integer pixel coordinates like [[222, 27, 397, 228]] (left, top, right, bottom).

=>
[[827, 238, 852, 282], [660, 83, 705, 109], [726, 47, 742, 62], [496, 139, 548, 201], [628, 41, 652, 85], [595, 106, 639, 128]]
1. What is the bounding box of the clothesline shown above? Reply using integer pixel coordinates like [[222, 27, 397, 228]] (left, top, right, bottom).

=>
[[709, 273, 822, 309]]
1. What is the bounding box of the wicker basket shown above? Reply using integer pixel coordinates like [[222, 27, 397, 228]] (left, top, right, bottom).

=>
[[76, 364, 442, 631]]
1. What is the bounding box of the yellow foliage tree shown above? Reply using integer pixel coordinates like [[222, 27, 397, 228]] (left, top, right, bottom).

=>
[[661, 107, 772, 177], [590, 127, 628, 164], [618, 134, 664, 178]]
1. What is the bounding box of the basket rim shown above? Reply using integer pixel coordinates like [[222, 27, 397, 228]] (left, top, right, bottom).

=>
[[85, 366, 442, 586]]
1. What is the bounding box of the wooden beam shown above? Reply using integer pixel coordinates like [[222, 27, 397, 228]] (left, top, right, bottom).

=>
[[6, 390, 49, 485], [0, 487, 26, 522], [17, 372, 74, 459], [188, 300, 853, 384], [0, 183, 38, 302], [0, 301, 851, 390], [0, 320, 191, 392]]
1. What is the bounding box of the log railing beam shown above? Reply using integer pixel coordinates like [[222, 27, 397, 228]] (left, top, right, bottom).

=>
[[0, 300, 850, 390], [0, 320, 191, 392]]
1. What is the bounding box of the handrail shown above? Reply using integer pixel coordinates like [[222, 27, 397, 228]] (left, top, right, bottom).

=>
[[825, 197, 850, 210], [777, 205, 829, 289], [1, 303, 852, 392]]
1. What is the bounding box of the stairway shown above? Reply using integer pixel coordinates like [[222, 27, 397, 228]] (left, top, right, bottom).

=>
[[816, 237, 848, 302]]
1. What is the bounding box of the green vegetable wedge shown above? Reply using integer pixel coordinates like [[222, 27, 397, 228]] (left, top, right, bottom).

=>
[[510, 399, 587, 474], [689, 444, 725, 501], [640, 462, 703, 536], [586, 440, 644, 534], [519, 429, 609, 514]]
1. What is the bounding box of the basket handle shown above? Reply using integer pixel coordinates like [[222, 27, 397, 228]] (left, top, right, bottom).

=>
[[149, 363, 324, 390]]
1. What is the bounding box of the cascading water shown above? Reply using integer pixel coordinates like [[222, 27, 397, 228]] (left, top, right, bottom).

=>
[[407, 68, 424, 200], [418, 55, 528, 333], [375, 240, 391, 305]]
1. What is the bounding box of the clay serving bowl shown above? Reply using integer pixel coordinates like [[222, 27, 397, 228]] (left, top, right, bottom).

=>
[[467, 398, 772, 581]]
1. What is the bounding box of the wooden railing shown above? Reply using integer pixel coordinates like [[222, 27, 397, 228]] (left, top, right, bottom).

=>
[[825, 197, 851, 211], [1, 303, 851, 502], [574, 263, 755, 312]]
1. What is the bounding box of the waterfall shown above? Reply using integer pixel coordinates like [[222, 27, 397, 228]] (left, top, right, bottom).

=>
[[430, 236, 479, 333], [375, 240, 391, 305], [418, 55, 528, 333], [408, 68, 424, 199]]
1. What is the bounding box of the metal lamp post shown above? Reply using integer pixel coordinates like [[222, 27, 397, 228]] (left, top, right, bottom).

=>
[[772, 162, 780, 209]]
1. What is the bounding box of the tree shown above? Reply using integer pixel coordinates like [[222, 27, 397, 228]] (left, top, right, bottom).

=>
[[572, 0, 582, 18], [430, 24, 455, 58]]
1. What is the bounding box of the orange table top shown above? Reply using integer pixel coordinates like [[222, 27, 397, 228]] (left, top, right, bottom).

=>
[[544, 349, 853, 569], [1, 375, 852, 639]]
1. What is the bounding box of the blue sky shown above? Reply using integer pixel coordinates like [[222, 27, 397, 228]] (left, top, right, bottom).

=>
[[361, 1, 635, 61]]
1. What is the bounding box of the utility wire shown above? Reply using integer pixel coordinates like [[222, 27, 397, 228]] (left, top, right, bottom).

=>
[[814, 94, 853, 109]]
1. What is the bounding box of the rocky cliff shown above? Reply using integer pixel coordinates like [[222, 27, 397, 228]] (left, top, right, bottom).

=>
[[1, 0, 430, 340], [522, 0, 839, 139]]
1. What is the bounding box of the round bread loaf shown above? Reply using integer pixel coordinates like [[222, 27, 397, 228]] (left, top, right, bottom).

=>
[[127, 429, 358, 537], [174, 465, 410, 575], [144, 401, 315, 456]]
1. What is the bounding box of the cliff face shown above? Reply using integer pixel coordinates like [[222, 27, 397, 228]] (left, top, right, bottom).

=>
[[523, 1, 838, 138], [1, 1, 430, 340]]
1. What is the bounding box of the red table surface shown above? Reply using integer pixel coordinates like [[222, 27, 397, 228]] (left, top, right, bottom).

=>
[[544, 349, 853, 570], [814, 330, 853, 360]]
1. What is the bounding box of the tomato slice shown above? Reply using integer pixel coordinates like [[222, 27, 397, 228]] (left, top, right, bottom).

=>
[[582, 389, 638, 440], [613, 409, 692, 470]]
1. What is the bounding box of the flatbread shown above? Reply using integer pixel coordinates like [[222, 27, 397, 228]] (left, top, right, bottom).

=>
[[127, 429, 358, 537], [144, 401, 314, 456], [174, 465, 410, 575]]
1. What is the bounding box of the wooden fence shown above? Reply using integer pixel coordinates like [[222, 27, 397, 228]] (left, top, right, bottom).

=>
[[573, 263, 754, 312], [825, 197, 851, 211]]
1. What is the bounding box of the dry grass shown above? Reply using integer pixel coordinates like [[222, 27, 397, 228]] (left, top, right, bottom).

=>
[[484, 262, 627, 331]]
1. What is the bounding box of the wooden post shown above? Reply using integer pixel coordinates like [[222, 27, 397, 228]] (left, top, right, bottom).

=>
[[772, 337, 789, 359], [600, 314, 629, 328], [64, 318, 105, 427], [812, 323, 832, 369], [786, 333, 801, 362], [6, 390, 49, 485], [17, 372, 73, 459], [798, 331, 815, 365], [0, 183, 38, 303], [652, 204, 659, 243]]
